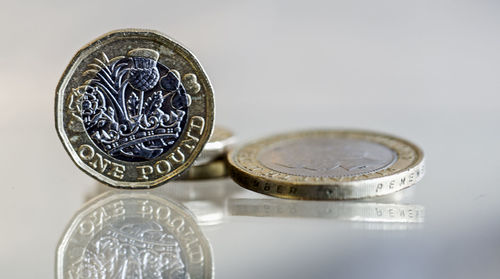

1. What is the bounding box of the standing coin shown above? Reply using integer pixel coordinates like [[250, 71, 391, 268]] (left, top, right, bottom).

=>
[[194, 126, 236, 166], [55, 29, 215, 188], [227, 130, 425, 200], [56, 191, 214, 279]]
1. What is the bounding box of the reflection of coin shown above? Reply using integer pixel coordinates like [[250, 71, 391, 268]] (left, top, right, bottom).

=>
[[229, 199, 424, 224], [159, 179, 238, 225], [55, 29, 215, 188], [194, 126, 236, 166], [179, 159, 229, 180], [227, 130, 425, 200], [56, 191, 213, 278]]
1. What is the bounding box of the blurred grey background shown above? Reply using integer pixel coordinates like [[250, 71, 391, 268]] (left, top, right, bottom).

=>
[[1, 0, 499, 278]]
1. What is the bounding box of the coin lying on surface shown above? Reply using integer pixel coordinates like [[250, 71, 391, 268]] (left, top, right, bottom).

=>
[[56, 191, 213, 278], [194, 126, 236, 166], [227, 130, 425, 200], [55, 29, 214, 188]]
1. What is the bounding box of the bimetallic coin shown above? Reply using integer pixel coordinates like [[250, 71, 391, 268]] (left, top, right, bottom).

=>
[[55, 29, 215, 188], [179, 159, 229, 180], [56, 191, 213, 279], [194, 126, 236, 166], [227, 130, 425, 200]]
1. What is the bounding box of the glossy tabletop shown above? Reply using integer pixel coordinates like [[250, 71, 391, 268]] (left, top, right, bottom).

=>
[[1, 1, 499, 278]]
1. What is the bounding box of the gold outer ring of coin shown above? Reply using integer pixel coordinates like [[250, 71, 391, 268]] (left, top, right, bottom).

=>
[[194, 126, 236, 166], [227, 130, 425, 200], [55, 29, 215, 188]]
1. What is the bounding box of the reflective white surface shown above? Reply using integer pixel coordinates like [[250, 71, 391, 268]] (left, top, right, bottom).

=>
[[1, 1, 500, 278]]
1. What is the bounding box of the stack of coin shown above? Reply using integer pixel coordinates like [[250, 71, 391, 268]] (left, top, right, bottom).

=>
[[178, 126, 236, 180]]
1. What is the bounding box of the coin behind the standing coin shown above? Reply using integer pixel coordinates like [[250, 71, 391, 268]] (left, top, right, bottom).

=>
[[194, 126, 236, 166], [55, 29, 215, 188], [179, 159, 229, 180], [56, 191, 213, 278], [227, 130, 425, 200]]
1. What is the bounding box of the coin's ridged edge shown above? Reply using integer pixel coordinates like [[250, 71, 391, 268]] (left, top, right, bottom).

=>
[[227, 129, 425, 200]]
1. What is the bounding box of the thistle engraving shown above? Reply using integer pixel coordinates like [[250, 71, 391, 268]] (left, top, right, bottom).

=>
[[68, 48, 199, 162]]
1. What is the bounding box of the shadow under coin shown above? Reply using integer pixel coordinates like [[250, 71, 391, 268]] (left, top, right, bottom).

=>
[[56, 190, 214, 279], [228, 190, 425, 230]]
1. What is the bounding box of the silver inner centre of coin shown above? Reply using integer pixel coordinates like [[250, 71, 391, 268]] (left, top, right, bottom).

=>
[[257, 137, 398, 177]]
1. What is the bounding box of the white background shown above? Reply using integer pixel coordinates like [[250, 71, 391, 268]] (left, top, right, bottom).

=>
[[1, 0, 499, 278]]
